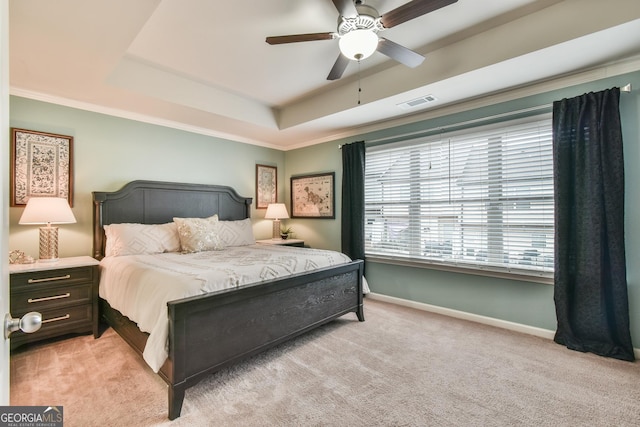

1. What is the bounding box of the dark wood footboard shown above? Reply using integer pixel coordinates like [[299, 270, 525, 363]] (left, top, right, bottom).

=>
[[167, 260, 364, 419]]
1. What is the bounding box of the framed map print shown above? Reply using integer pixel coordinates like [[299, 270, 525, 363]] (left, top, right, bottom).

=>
[[10, 128, 74, 206], [290, 172, 335, 219], [256, 164, 277, 209]]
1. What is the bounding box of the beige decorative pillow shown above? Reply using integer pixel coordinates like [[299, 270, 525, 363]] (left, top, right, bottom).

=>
[[104, 222, 181, 257], [173, 215, 224, 253], [217, 218, 255, 247]]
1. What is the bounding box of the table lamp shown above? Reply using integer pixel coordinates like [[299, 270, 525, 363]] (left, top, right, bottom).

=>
[[19, 197, 77, 262], [264, 203, 289, 240]]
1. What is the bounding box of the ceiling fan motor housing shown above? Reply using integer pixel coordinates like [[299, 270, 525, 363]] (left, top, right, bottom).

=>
[[338, 4, 384, 36]]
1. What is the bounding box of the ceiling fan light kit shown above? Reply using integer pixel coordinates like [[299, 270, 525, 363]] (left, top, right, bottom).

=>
[[339, 29, 379, 60], [266, 0, 458, 80]]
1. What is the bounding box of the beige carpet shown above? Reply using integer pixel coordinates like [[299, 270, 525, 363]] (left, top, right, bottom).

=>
[[10, 299, 640, 427]]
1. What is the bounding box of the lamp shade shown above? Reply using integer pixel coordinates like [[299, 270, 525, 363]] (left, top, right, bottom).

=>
[[339, 29, 379, 60], [19, 197, 77, 225], [264, 203, 289, 220]]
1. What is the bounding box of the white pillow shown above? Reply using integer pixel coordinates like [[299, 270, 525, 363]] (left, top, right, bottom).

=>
[[104, 222, 181, 257], [217, 218, 255, 247], [173, 215, 224, 253]]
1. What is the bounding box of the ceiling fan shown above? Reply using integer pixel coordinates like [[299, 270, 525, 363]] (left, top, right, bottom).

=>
[[266, 0, 458, 80]]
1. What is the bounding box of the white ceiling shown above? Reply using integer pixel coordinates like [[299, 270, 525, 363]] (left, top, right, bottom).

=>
[[9, 0, 640, 150]]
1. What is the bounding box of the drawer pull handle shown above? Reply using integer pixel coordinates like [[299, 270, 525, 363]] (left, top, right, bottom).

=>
[[28, 293, 71, 303], [42, 314, 70, 324], [28, 274, 71, 284]]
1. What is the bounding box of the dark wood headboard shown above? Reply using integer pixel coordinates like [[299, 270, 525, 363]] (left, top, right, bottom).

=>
[[92, 180, 253, 259]]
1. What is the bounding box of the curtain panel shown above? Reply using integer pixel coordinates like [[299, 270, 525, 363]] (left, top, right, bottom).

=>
[[341, 141, 366, 263], [552, 88, 634, 361]]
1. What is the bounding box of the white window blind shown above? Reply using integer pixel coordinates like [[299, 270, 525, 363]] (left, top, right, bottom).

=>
[[365, 116, 554, 279]]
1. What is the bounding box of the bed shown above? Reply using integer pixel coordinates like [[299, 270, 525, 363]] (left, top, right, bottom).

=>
[[92, 180, 365, 420]]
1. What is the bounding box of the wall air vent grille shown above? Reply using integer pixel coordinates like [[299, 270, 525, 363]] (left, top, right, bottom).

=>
[[397, 94, 438, 110]]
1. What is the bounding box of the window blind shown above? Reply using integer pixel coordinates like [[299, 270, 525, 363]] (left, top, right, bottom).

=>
[[365, 116, 554, 278]]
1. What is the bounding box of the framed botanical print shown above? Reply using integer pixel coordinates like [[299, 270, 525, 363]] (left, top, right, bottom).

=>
[[290, 172, 335, 219], [256, 164, 277, 209], [10, 128, 74, 206]]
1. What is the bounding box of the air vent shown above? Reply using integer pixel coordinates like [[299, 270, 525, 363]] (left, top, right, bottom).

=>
[[397, 94, 438, 110]]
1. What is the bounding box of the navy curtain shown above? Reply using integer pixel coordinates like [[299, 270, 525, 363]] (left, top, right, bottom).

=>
[[341, 141, 365, 263], [552, 88, 634, 361]]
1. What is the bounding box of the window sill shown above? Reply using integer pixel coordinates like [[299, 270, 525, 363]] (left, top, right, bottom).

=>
[[365, 255, 554, 285]]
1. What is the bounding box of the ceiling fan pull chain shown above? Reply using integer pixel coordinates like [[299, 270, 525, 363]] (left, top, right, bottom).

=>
[[357, 59, 362, 105]]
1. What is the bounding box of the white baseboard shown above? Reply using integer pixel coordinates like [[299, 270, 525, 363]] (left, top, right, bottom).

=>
[[367, 293, 640, 359]]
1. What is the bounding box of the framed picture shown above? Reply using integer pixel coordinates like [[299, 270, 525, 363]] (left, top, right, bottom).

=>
[[10, 128, 74, 207], [290, 172, 335, 219], [256, 164, 277, 209]]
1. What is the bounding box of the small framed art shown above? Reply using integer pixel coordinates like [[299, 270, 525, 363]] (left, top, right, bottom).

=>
[[256, 164, 277, 209], [10, 128, 74, 206], [290, 172, 335, 219]]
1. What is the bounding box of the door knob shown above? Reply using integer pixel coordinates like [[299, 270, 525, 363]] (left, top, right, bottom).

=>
[[4, 312, 42, 339]]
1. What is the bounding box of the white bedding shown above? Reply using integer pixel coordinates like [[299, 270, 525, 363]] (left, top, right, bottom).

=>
[[99, 244, 367, 372]]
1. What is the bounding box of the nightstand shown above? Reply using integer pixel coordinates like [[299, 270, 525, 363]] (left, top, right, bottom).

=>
[[256, 238, 305, 248], [9, 256, 100, 349]]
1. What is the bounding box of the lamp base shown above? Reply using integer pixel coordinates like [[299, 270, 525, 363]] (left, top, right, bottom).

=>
[[38, 225, 59, 261], [271, 219, 281, 240]]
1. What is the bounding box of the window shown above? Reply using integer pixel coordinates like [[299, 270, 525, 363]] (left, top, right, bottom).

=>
[[365, 116, 554, 280]]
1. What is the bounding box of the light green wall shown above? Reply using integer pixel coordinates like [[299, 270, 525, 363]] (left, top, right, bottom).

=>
[[8, 97, 285, 258], [284, 142, 344, 251], [289, 70, 640, 346]]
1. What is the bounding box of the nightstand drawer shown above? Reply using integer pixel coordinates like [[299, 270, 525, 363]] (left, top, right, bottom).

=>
[[11, 283, 92, 314], [10, 266, 94, 288], [10, 304, 93, 343]]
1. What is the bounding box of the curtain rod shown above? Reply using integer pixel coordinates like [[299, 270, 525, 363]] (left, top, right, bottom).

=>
[[339, 83, 632, 149]]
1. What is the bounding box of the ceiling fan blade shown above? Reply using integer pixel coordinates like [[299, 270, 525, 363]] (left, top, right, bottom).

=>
[[377, 38, 425, 68], [327, 54, 350, 80], [266, 33, 335, 45], [381, 0, 458, 29], [331, 0, 358, 18]]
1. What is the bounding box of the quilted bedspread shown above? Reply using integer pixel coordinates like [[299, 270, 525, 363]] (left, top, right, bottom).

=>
[[99, 244, 365, 372]]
